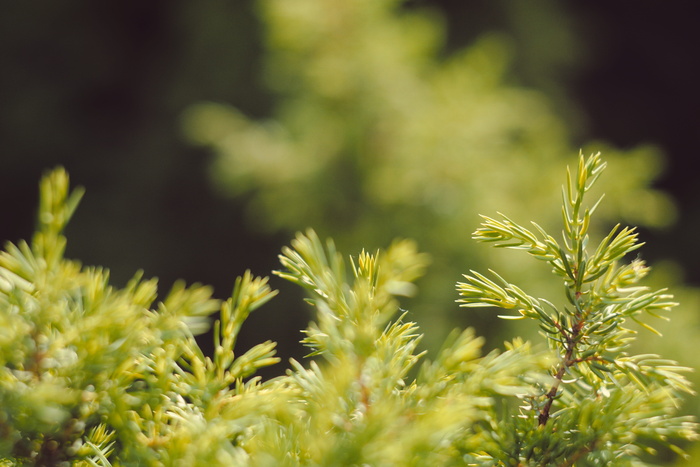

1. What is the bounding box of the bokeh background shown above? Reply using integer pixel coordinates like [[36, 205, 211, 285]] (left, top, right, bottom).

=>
[[2, 1, 699, 463]]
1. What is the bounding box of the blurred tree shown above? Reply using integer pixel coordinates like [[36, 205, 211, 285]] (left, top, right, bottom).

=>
[[183, 0, 676, 350]]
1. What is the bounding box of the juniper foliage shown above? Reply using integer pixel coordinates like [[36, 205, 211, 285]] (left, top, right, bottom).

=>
[[457, 153, 696, 464], [0, 155, 696, 465]]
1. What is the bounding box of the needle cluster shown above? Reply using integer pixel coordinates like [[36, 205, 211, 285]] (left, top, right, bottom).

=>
[[457, 153, 696, 464], [1, 156, 695, 466]]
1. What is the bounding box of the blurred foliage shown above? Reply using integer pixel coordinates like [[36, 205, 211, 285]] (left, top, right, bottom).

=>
[[183, 0, 677, 348], [3, 0, 699, 384]]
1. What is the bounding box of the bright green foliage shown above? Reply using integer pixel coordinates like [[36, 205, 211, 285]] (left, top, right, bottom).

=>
[[1, 159, 696, 465], [262, 231, 552, 465], [0, 169, 282, 465], [182, 0, 676, 345], [458, 153, 697, 464]]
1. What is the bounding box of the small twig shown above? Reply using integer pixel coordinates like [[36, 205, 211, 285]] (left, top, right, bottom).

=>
[[539, 311, 584, 426], [560, 439, 598, 467], [538, 345, 574, 426]]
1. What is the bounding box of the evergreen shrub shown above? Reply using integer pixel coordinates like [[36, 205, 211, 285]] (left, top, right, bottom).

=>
[[1, 154, 696, 465]]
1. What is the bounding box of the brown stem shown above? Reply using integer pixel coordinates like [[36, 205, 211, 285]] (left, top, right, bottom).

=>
[[538, 315, 584, 427], [560, 439, 598, 467], [538, 344, 574, 426]]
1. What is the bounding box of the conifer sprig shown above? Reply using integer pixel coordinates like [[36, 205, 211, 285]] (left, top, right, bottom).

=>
[[272, 230, 552, 465], [0, 169, 283, 465], [457, 152, 697, 463]]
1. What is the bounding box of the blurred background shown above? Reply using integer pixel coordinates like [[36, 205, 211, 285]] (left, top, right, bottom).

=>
[[1, 0, 699, 462]]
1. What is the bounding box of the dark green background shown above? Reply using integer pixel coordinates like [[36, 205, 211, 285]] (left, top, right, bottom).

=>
[[2, 1, 698, 371]]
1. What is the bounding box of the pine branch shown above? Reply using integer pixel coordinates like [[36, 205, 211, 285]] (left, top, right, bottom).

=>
[[458, 152, 697, 463]]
